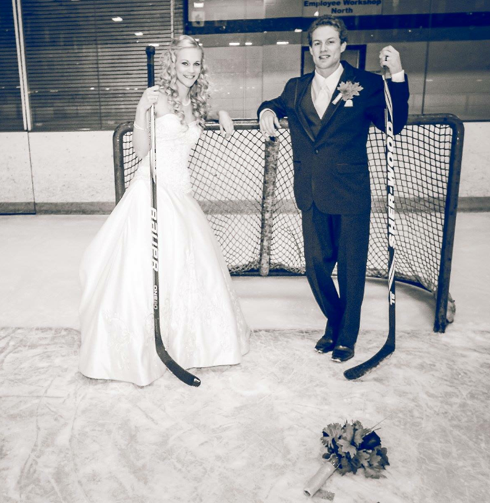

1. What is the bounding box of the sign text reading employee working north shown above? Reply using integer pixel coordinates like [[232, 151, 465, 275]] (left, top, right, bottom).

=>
[[304, 0, 382, 15]]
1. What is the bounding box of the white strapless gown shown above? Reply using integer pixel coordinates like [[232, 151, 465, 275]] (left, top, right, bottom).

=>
[[79, 114, 250, 386]]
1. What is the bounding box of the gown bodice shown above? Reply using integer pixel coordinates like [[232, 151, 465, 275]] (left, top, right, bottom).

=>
[[134, 113, 201, 194]]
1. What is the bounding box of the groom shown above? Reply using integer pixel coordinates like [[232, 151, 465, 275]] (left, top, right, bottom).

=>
[[258, 15, 409, 362]]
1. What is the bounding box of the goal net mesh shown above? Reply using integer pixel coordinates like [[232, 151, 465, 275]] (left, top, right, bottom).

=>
[[113, 115, 462, 331]]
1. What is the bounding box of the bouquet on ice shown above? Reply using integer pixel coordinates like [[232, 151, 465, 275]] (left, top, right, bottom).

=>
[[304, 420, 389, 498]]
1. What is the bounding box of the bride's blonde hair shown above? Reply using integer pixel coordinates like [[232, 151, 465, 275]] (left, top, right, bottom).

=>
[[159, 35, 210, 127]]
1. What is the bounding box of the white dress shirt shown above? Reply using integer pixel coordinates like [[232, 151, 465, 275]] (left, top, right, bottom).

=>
[[311, 63, 345, 110]]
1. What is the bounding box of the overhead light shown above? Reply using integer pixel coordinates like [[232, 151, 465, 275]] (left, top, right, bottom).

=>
[[90, 87, 95, 90], [245, 42, 252, 46], [194, 2, 204, 7], [277, 41, 289, 45], [134, 32, 143, 36], [314, 11, 319, 16], [229, 42, 240, 46], [112, 16, 123, 22], [295, 28, 302, 33], [149, 43, 160, 47]]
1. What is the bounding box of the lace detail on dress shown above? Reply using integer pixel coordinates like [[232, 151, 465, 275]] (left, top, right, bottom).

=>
[[103, 310, 162, 375], [103, 311, 133, 371], [159, 244, 240, 367], [221, 269, 251, 352], [133, 114, 200, 195]]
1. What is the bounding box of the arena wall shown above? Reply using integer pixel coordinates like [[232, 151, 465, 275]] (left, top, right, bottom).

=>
[[0, 122, 489, 213]]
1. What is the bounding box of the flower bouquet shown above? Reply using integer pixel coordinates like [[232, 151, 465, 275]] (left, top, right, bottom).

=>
[[304, 420, 389, 498]]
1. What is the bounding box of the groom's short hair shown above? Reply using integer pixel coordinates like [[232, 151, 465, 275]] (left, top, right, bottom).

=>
[[307, 15, 348, 46]]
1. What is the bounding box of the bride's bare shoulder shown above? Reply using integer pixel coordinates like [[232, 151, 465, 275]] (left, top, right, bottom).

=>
[[155, 89, 171, 117]]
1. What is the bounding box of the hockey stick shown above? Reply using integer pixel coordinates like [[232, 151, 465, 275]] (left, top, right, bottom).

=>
[[146, 45, 201, 387], [344, 72, 396, 381]]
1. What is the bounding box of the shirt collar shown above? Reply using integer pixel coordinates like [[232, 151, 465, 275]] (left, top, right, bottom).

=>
[[312, 63, 344, 95]]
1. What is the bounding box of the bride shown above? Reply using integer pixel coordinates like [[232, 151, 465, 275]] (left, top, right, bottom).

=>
[[79, 35, 250, 386]]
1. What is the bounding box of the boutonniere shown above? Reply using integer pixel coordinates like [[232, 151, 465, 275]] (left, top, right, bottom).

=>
[[332, 81, 364, 106]]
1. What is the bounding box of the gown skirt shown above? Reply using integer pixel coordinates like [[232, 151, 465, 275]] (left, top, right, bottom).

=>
[[79, 115, 250, 386]]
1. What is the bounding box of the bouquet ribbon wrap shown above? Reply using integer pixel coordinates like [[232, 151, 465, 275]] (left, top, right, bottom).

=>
[[303, 462, 336, 497]]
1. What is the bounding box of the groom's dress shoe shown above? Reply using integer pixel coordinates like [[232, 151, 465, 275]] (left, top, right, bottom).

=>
[[331, 345, 355, 363], [315, 335, 336, 354], [315, 324, 339, 353]]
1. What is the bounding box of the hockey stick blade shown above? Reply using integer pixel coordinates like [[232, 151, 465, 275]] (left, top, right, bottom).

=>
[[343, 343, 395, 380], [166, 361, 201, 387], [155, 331, 201, 387]]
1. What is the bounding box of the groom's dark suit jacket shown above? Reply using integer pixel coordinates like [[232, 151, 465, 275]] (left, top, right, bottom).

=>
[[258, 61, 410, 215]]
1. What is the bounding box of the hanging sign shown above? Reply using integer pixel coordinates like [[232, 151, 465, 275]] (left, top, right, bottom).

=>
[[303, 0, 383, 16]]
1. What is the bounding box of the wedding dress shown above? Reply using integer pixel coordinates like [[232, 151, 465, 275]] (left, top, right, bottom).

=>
[[79, 114, 250, 386]]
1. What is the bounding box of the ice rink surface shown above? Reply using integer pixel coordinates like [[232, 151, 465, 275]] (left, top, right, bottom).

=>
[[1, 213, 489, 502], [1, 213, 488, 332]]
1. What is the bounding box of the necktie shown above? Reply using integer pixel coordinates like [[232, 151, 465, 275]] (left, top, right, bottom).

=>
[[314, 84, 330, 119]]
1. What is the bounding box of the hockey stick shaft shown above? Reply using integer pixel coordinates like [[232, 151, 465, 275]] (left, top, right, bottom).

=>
[[385, 75, 396, 349], [344, 73, 396, 380], [146, 45, 201, 387]]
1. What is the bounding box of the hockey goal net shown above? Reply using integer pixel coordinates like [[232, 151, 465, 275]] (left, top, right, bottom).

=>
[[113, 114, 464, 333]]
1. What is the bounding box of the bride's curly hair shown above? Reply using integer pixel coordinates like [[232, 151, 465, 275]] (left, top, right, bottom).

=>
[[158, 35, 210, 127]]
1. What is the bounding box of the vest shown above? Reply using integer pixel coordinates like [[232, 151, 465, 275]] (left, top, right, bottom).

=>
[[301, 82, 329, 138]]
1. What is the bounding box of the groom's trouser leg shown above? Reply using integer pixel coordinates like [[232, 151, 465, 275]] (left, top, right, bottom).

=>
[[301, 204, 342, 329], [302, 204, 370, 347], [335, 211, 370, 349]]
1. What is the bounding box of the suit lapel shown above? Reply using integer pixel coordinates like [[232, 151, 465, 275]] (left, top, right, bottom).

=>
[[295, 73, 315, 143], [316, 62, 357, 142]]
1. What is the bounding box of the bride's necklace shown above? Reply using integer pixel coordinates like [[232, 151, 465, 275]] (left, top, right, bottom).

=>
[[181, 96, 191, 107]]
